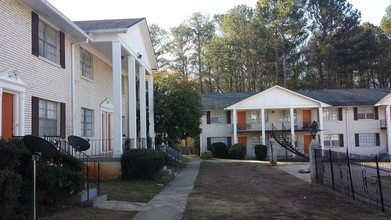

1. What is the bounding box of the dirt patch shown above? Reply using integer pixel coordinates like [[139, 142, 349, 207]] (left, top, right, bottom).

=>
[[182, 160, 390, 220]]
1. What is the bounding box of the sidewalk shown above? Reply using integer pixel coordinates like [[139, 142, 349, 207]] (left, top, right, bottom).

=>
[[132, 158, 201, 220]]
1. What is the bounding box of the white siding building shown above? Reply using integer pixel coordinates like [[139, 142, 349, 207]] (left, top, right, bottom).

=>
[[201, 86, 391, 158]]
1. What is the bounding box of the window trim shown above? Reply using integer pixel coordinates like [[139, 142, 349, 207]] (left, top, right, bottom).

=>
[[81, 108, 94, 137], [80, 48, 93, 79]]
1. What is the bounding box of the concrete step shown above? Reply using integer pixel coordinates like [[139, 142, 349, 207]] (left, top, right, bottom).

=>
[[68, 188, 97, 203], [85, 194, 108, 207]]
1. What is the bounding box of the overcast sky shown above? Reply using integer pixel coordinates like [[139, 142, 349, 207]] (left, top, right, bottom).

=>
[[47, 0, 390, 30]]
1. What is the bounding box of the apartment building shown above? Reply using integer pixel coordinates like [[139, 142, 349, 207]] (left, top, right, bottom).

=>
[[200, 86, 391, 158], [0, 0, 157, 156]]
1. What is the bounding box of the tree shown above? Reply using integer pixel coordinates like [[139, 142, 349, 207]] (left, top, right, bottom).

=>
[[256, 0, 308, 88], [154, 71, 202, 146], [149, 24, 171, 69], [381, 4, 391, 37]]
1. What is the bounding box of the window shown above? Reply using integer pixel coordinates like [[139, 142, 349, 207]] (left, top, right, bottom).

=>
[[80, 48, 93, 79], [252, 136, 262, 146], [355, 133, 380, 147], [207, 137, 232, 150], [280, 110, 296, 122], [357, 107, 374, 119], [210, 111, 227, 124], [38, 20, 59, 63], [323, 108, 339, 121], [39, 99, 59, 136], [81, 108, 93, 137], [32, 12, 65, 68], [324, 134, 342, 147], [250, 111, 268, 123]]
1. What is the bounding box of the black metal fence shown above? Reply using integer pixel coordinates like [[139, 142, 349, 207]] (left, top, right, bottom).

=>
[[315, 149, 391, 212]]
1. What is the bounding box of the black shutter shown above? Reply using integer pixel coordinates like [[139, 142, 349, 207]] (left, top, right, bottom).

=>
[[374, 106, 379, 120], [31, 12, 39, 56], [32, 96, 39, 136], [338, 108, 343, 121], [226, 111, 231, 124], [339, 134, 344, 147], [60, 103, 66, 138], [60, 31, 65, 68], [355, 134, 359, 147], [206, 111, 211, 124], [376, 133, 380, 146], [227, 137, 232, 147], [353, 107, 358, 120], [207, 137, 211, 150]]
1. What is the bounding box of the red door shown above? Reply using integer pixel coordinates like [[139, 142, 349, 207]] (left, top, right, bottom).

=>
[[238, 136, 247, 155], [237, 112, 246, 130], [304, 135, 312, 154], [2, 93, 13, 141], [302, 110, 311, 129]]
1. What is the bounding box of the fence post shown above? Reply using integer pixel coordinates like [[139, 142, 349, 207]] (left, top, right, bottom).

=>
[[375, 156, 385, 213], [314, 149, 324, 185], [329, 149, 335, 191], [346, 150, 355, 200]]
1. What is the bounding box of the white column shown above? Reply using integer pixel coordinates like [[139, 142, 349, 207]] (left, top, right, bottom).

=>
[[261, 108, 266, 145], [148, 73, 155, 149], [290, 107, 295, 147], [19, 92, 25, 136], [386, 105, 391, 155], [233, 109, 238, 144], [318, 107, 324, 150], [128, 56, 137, 149], [112, 41, 123, 157], [139, 66, 147, 148]]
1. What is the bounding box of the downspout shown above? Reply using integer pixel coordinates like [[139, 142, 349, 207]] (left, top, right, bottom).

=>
[[71, 39, 89, 135]]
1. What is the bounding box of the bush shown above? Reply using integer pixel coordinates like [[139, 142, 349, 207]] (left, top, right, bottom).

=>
[[0, 171, 23, 220], [228, 144, 246, 159], [211, 142, 228, 158], [121, 149, 168, 180], [255, 145, 268, 161]]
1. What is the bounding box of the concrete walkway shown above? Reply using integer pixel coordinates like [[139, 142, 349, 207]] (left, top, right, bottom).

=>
[[132, 159, 201, 220], [274, 162, 311, 183]]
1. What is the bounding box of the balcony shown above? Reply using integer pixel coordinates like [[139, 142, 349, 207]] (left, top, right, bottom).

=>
[[236, 121, 314, 132]]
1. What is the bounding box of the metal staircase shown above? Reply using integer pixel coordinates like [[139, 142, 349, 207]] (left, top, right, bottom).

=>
[[270, 124, 309, 160]]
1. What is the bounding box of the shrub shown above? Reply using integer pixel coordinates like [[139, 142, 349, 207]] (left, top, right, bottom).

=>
[[255, 145, 268, 161], [0, 171, 23, 220], [228, 144, 246, 159], [211, 142, 228, 158], [121, 149, 168, 180]]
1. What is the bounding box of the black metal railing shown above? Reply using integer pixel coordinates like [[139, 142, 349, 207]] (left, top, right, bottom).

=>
[[317, 149, 391, 212], [270, 123, 308, 160]]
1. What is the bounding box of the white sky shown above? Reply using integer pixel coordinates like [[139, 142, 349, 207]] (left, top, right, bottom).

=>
[[47, 0, 390, 30]]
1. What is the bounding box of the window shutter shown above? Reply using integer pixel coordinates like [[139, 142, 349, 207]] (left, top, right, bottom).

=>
[[207, 137, 211, 150], [374, 106, 379, 120], [355, 134, 359, 147], [32, 96, 39, 136], [339, 134, 344, 147], [60, 31, 65, 68], [60, 103, 66, 138], [226, 111, 231, 124], [353, 107, 358, 120], [227, 137, 232, 147], [206, 111, 211, 124], [31, 12, 39, 56], [338, 108, 343, 121], [376, 133, 380, 146]]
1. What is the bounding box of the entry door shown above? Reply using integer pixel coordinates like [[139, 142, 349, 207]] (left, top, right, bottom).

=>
[[304, 135, 312, 154], [237, 112, 246, 130], [2, 93, 13, 141], [102, 112, 112, 151], [238, 136, 247, 155], [302, 110, 311, 129]]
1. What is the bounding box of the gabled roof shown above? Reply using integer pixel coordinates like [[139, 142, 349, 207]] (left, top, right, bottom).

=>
[[297, 88, 391, 106], [202, 86, 391, 111], [201, 92, 256, 110], [226, 86, 330, 110], [74, 18, 145, 33]]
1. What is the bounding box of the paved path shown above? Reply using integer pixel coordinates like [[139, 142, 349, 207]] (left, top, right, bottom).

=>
[[132, 159, 201, 220]]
